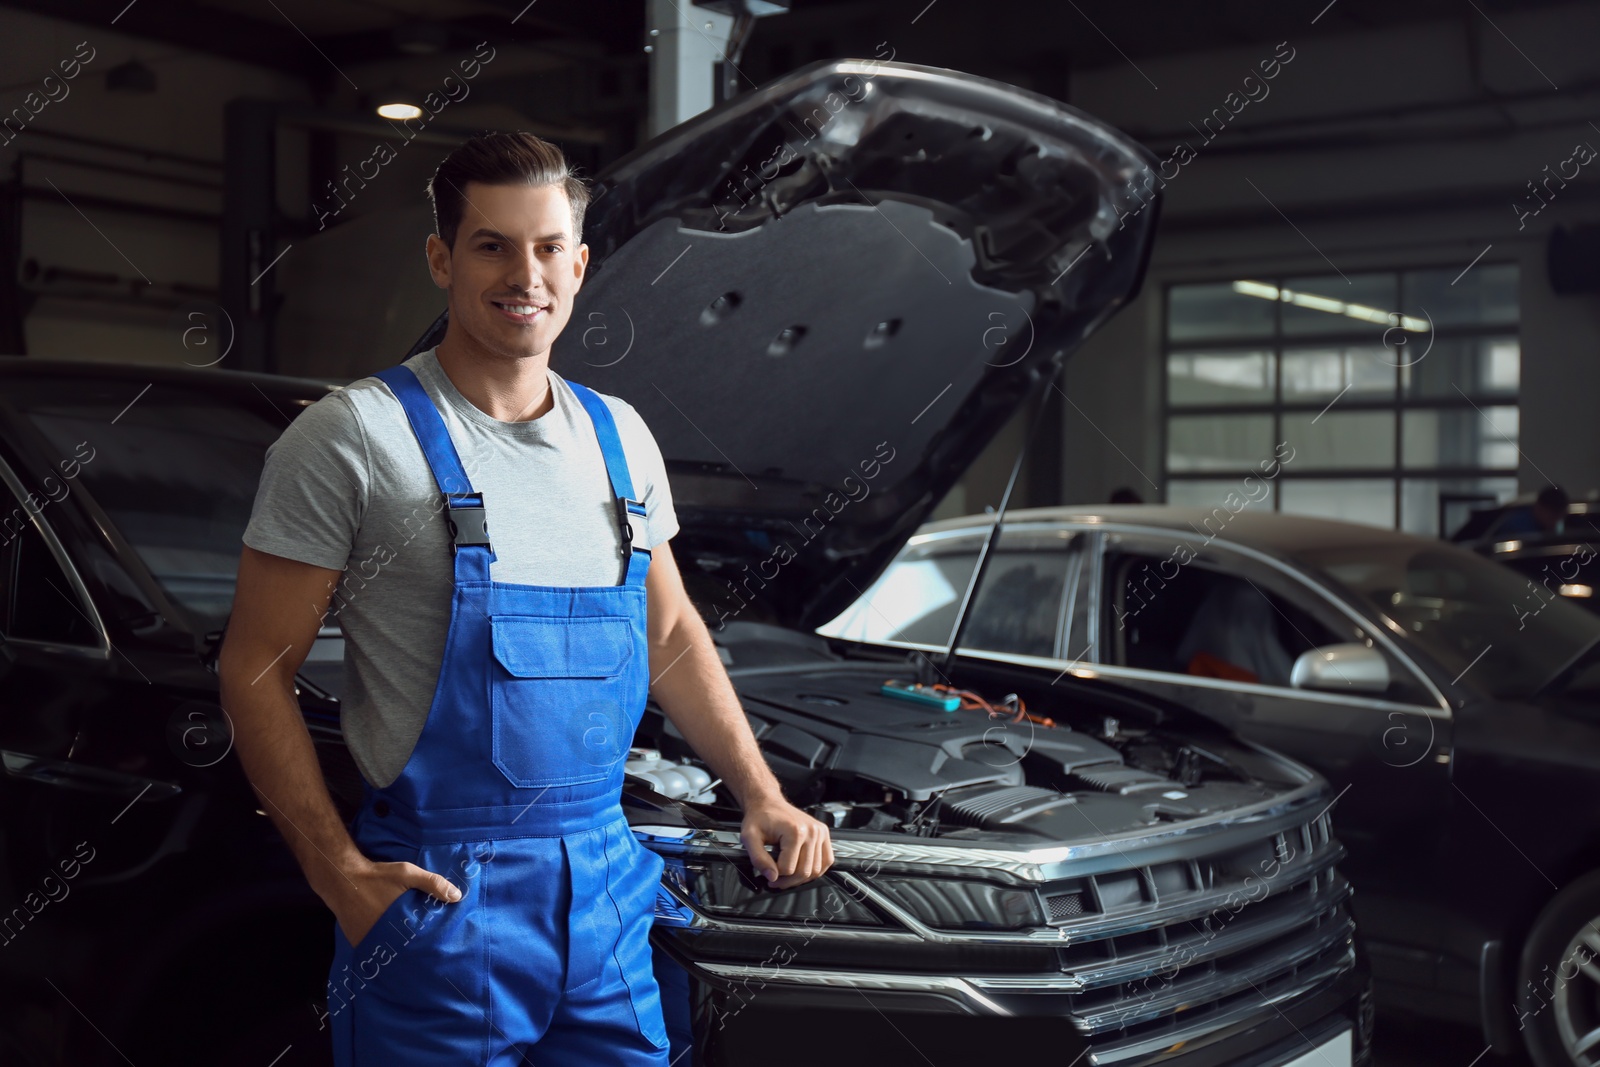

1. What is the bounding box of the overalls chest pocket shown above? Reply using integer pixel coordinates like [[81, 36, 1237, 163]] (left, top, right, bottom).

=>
[[488, 614, 638, 788]]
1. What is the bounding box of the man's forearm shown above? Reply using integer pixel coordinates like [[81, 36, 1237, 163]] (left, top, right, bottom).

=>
[[220, 666, 363, 901], [648, 611, 783, 810]]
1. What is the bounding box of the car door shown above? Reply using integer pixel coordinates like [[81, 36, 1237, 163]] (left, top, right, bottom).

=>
[[0, 459, 187, 919], [1083, 526, 1454, 963]]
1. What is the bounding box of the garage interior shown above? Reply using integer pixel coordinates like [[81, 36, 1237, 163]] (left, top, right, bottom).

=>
[[2, 1, 1599, 1065]]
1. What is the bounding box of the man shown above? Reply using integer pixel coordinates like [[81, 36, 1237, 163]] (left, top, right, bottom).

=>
[[1491, 484, 1570, 538], [218, 130, 832, 1065]]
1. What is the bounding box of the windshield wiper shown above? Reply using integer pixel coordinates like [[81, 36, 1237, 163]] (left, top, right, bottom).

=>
[[1534, 634, 1600, 698]]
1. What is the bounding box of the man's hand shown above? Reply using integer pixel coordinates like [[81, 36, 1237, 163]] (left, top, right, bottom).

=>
[[739, 797, 834, 889], [327, 858, 463, 948]]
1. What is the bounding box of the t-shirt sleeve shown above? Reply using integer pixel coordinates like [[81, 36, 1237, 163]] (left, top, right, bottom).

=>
[[611, 400, 679, 549], [242, 390, 368, 570]]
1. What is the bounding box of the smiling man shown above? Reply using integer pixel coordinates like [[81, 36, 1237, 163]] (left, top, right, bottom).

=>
[[219, 131, 832, 1065]]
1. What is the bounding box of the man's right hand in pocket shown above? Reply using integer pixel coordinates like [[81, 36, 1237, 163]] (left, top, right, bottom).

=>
[[330, 858, 462, 948]]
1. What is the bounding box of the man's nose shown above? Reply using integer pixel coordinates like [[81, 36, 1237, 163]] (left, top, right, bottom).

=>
[[504, 246, 543, 293]]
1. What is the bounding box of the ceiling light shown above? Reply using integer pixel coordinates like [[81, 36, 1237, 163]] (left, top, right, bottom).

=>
[[377, 102, 424, 120], [1231, 279, 1427, 332]]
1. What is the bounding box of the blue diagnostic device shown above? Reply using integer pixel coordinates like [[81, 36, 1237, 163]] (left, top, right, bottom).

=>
[[879, 680, 961, 712]]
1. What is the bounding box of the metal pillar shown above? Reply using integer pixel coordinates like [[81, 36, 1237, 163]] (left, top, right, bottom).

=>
[[222, 99, 278, 374], [645, 0, 736, 138]]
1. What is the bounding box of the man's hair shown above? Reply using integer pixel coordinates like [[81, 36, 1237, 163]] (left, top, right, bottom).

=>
[[426, 131, 591, 252], [1537, 484, 1570, 512]]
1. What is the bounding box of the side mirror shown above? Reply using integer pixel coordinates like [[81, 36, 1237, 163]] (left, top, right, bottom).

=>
[[1290, 643, 1390, 694]]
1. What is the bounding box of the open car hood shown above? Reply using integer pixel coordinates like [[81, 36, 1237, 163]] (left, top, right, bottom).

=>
[[405, 58, 1160, 630]]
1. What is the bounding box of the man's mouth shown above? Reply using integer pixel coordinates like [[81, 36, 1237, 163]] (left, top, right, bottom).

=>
[[491, 301, 548, 325]]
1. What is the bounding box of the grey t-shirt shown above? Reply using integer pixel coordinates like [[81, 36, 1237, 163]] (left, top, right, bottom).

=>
[[241, 346, 679, 788]]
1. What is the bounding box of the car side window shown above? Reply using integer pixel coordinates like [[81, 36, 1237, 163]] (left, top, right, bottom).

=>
[[960, 533, 1083, 658], [6, 517, 99, 646], [814, 534, 982, 646], [815, 526, 1081, 656], [1101, 537, 1434, 704]]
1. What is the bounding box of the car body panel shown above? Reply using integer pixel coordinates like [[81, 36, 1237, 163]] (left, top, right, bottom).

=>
[[826, 503, 1600, 1041]]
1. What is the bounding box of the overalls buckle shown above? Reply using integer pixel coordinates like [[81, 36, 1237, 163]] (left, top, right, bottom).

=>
[[445, 494, 491, 548], [614, 496, 650, 559]]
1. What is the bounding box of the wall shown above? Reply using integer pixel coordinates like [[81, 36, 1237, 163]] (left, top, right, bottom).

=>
[[947, 3, 1600, 515]]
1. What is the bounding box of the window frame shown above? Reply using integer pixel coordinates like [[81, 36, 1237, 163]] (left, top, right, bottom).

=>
[[1081, 523, 1450, 714], [0, 452, 110, 659], [815, 523, 1085, 661], [1161, 266, 1521, 537]]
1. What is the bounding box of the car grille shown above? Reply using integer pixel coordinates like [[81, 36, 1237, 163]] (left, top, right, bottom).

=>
[[985, 809, 1353, 1046], [646, 802, 1355, 1058]]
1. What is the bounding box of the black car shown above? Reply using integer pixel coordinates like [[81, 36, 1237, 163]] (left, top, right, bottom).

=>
[[825, 504, 1600, 1067], [0, 60, 1369, 1067], [1454, 499, 1600, 618]]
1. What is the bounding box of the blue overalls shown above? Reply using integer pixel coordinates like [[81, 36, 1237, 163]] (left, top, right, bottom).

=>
[[326, 362, 672, 1065]]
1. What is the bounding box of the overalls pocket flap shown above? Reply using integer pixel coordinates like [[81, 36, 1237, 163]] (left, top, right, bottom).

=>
[[489, 614, 633, 678]]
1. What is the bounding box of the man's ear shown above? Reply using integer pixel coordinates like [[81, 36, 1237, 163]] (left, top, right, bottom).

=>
[[572, 242, 589, 287], [425, 233, 451, 289]]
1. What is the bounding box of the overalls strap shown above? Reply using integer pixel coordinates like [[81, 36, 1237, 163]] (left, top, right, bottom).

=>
[[566, 379, 653, 587], [373, 364, 495, 582]]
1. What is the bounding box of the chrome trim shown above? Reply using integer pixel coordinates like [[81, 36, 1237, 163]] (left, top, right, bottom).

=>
[[1074, 918, 1356, 1034], [1034, 889, 1350, 994], [1084, 521, 1451, 713], [1, 749, 181, 799], [692, 962, 1011, 1015], [898, 518, 1451, 714], [0, 452, 111, 657], [1053, 537, 1084, 661], [634, 785, 1331, 880], [1084, 528, 1102, 661], [683, 929, 1357, 1037], [1089, 946, 1357, 1063], [643, 836, 1343, 948], [1081, 663, 1451, 720]]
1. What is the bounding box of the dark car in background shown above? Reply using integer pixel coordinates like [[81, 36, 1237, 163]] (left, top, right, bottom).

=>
[[0, 59, 1372, 1067], [823, 504, 1600, 1067], [1453, 498, 1600, 618]]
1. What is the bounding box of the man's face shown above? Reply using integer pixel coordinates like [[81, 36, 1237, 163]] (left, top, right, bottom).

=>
[[425, 180, 588, 361]]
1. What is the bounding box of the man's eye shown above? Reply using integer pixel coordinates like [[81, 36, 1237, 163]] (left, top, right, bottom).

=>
[[481, 242, 501, 252], [541, 245, 561, 253]]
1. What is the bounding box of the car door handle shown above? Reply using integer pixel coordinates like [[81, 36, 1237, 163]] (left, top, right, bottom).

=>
[[0, 750, 182, 800]]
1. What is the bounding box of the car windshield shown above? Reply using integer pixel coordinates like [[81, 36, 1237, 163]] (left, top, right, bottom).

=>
[[1294, 539, 1600, 699], [4, 374, 321, 634]]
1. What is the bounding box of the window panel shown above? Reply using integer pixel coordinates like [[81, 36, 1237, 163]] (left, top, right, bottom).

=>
[[1168, 283, 1276, 342], [1401, 263, 1518, 327], [1402, 406, 1518, 469], [1401, 337, 1519, 399], [1279, 479, 1396, 528], [1280, 411, 1395, 470], [961, 545, 1078, 658], [1167, 350, 1274, 407], [1163, 268, 1518, 530], [1167, 478, 1277, 512], [1167, 414, 1274, 473], [1400, 477, 1519, 538], [1281, 345, 1395, 400], [814, 537, 980, 645]]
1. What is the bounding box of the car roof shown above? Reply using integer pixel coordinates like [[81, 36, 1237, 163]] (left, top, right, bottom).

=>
[[917, 504, 1432, 557], [0, 355, 343, 398]]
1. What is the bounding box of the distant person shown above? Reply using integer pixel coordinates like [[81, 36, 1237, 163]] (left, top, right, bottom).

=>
[[1109, 486, 1144, 505], [1492, 485, 1569, 538]]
